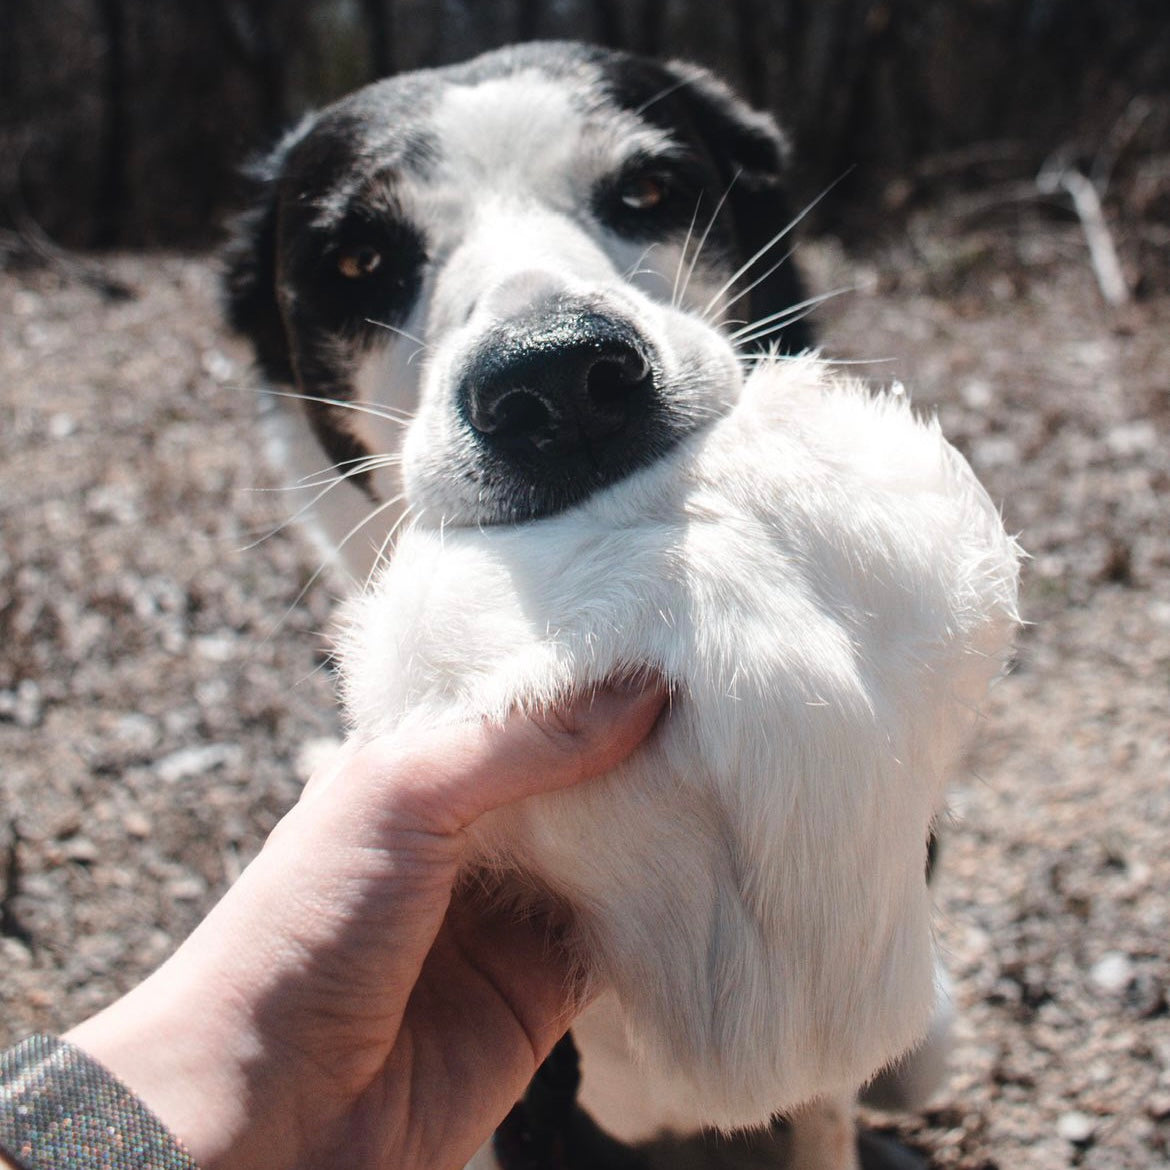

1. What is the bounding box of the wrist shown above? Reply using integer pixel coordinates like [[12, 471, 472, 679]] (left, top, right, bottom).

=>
[[0, 1033, 205, 1170], [59, 797, 411, 1170], [64, 980, 262, 1170], [63, 910, 312, 1170]]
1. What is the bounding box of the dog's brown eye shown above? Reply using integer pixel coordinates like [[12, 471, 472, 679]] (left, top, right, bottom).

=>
[[338, 246, 383, 279], [620, 174, 668, 211]]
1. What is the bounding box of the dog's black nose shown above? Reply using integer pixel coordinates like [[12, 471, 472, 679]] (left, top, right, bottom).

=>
[[463, 311, 655, 461], [457, 307, 684, 522]]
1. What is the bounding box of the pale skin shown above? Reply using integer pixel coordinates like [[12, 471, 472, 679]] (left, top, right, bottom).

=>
[[3, 681, 666, 1170]]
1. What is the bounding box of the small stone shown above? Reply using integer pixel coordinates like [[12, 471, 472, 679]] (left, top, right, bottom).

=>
[[0, 680, 44, 728], [193, 634, 237, 663], [0, 938, 33, 968], [155, 742, 243, 784], [123, 811, 152, 838], [1090, 952, 1134, 994], [990, 274, 1016, 301], [114, 713, 160, 754], [48, 412, 77, 439], [1034, 554, 1066, 579], [961, 379, 994, 409], [971, 435, 1020, 469], [166, 876, 208, 901], [1057, 1111, 1095, 1144], [201, 348, 236, 383], [1105, 421, 1157, 457], [11, 290, 43, 316], [62, 836, 99, 863]]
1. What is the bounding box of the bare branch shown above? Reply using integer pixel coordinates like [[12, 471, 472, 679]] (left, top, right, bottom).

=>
[[1039, 162, 1131, 307]]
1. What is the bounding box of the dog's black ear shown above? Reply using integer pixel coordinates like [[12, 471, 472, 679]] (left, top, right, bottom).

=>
[[666, 63, 814, 353], [222, 123, 311, 385]]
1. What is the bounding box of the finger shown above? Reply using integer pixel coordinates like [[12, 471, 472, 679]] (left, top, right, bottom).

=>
[[348, 674, 669, 836]]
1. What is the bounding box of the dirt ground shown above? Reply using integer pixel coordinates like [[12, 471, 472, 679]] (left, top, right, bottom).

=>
[[1, 213, 1168, 1168]]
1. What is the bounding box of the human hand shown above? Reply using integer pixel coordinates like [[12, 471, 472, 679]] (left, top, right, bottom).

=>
[[65, 680, 667, 1170]]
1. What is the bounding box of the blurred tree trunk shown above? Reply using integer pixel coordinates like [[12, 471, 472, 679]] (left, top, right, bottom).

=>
[[210, 0, 290, 137], [0, 0, 16, 114], [360, 0, 396, 78], [636, 0, 667, 56], [592, 0, 623, 48], [516, 0, 541, 41], [94, 0, 128, 246], [733, 0, 769, 107], [0, 0, 20, 218]]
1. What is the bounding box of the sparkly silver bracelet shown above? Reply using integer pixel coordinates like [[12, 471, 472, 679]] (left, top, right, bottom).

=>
[[0, 1034, 201, 1170]]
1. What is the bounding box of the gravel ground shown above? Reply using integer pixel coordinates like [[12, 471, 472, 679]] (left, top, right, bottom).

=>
[[1, 221, 1168, 1168]]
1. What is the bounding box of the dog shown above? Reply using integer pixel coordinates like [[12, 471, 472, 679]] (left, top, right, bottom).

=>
[[224, 42, 1020, 1169]]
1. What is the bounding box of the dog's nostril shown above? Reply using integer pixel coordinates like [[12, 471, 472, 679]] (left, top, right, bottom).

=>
[[482, 389, 551, 441], [585, 354, 650, 436]]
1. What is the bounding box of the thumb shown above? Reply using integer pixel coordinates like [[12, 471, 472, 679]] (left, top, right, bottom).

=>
[[340, 675, 669, 837]]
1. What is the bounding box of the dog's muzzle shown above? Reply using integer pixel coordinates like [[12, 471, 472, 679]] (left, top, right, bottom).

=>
[[458, 306, 671, 521]]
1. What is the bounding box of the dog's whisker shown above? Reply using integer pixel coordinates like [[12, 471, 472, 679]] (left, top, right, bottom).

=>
[[821, 356, 899, 367], [299, 451, 404, 477], [259, 560, 335, 650], [677, 171, 739, 310], [709, 247, 798, 325], [239, 458, 395, 552], [730, 287, 856, 346], [633, 70, 701, 117], [241, 453, 403, 495], [358, 494, 412, 590], [253, 385, 415, 427], [732, 310, 823, 351], [672, 196, 706, 309], [700, 228, 806, 323], [363, 500, 416, 590], [365, 318, 431, 350], [747, 355, 899, 369], [225, 380, 416, 425], [337, 493, 409, 561], [255, 469, 396, 494], [293, 454, 401, 491], [701, 175, 848, 320], [288, 454, 403, 492], [624, 243, 661, 283], [263, 491, 408, 644], [295, 648, 340, 688]]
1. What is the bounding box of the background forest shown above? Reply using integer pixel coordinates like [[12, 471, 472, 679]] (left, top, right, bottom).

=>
[[2, 0, 1168, 261]]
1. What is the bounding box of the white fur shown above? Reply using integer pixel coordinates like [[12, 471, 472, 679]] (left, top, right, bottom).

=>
[[337, 356, 1021, 1128]]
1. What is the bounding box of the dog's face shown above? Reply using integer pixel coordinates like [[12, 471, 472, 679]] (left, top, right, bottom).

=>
[[226, 42, 810, 547]]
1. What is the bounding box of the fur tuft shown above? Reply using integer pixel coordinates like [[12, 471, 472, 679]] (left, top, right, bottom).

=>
[[335, 357, 1021, 1127]]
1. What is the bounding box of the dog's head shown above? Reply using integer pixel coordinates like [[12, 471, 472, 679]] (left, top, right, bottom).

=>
[[225, 43, 811, 550]]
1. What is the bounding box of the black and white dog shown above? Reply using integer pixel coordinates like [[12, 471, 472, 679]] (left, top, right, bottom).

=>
[[225, 41, 813, 576], [225, 42, 1019, 1170]]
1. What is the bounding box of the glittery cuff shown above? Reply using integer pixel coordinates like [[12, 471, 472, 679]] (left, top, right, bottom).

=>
[[0, 1034, 201, 1170]]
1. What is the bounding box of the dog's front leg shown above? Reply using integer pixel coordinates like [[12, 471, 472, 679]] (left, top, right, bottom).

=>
[[785, 1093, 859, 1170]]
